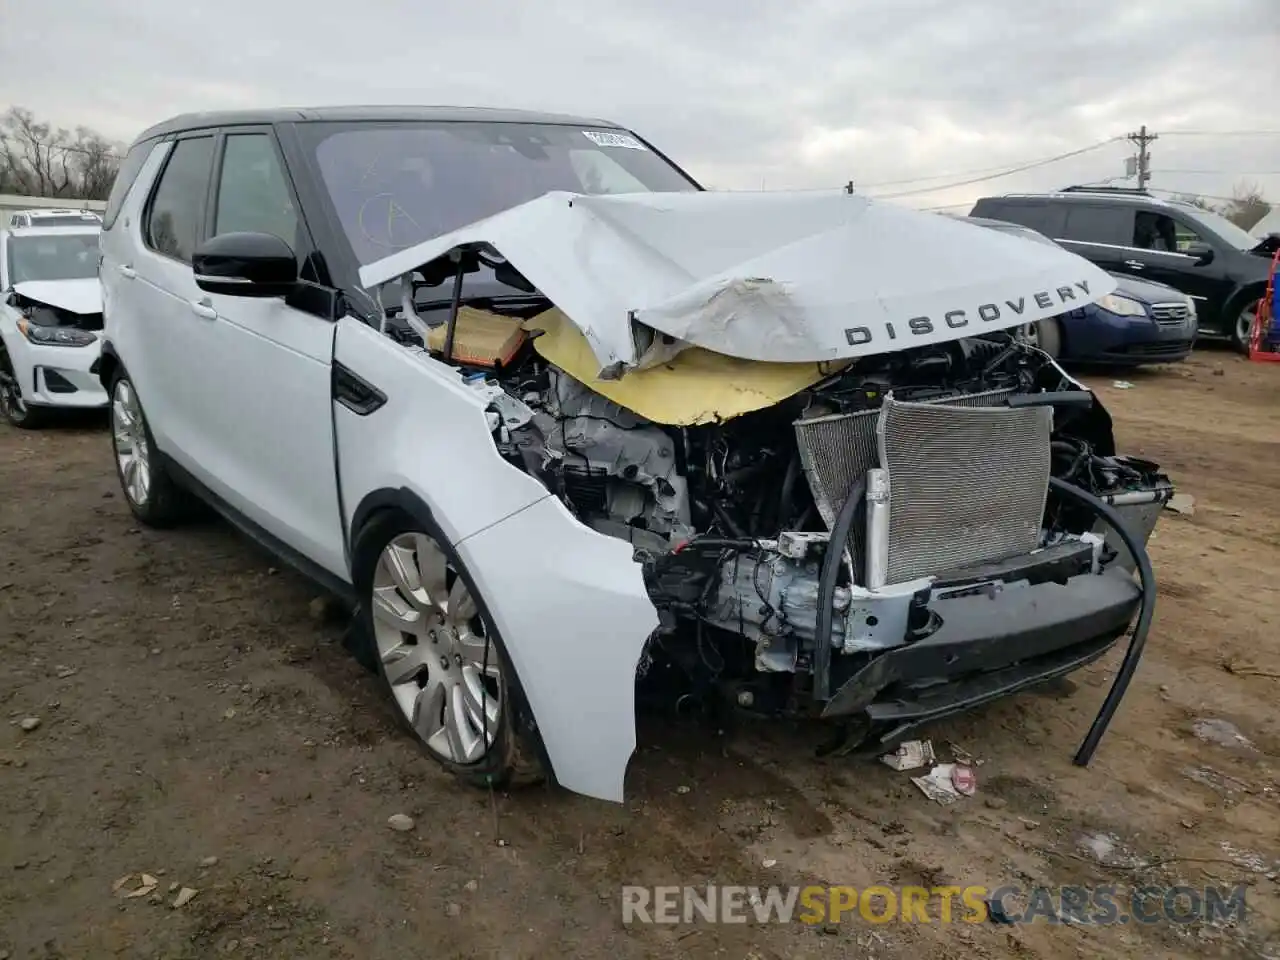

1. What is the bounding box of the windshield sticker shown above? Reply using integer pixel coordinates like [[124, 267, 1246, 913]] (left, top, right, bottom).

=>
[[582, 130, 648, 150]]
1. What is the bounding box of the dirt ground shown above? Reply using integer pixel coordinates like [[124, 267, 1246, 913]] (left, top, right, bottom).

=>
[[1, 348, 1278, 960]]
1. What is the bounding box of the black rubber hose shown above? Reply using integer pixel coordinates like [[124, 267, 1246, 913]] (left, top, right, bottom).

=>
[[1047, 475, 1158, 767], [812, 477, 867, 701], [777, 454, 801, 530]]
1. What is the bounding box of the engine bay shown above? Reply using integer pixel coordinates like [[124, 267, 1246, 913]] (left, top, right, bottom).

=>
[[381, 288, 1172, 723]]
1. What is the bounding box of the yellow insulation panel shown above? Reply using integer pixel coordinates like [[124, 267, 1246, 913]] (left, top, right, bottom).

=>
[[523, 308, 842, 426]]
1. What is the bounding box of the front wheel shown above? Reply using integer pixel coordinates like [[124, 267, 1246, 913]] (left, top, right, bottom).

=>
[[1231, 298, 1262, 355], [352, 511, 544, 791], [0, 344, 45, 429]]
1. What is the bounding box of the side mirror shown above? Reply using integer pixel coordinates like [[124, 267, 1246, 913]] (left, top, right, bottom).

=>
[[192, 232, 298, 298], [1183, 241, 1214, 265]]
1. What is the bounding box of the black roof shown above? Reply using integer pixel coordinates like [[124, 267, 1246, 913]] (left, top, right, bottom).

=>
[[135, 104, 619, 144]]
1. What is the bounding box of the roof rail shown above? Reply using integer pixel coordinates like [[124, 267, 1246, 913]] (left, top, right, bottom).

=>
[[1060, 185, 1151, 196]]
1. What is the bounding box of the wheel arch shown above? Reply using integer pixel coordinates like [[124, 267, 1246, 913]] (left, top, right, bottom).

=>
[[97, 339, 122, 393], [347, 485, 559, 790]]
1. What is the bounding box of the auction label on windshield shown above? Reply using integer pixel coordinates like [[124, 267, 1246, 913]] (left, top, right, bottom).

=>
[[582, 130, 648, 150]]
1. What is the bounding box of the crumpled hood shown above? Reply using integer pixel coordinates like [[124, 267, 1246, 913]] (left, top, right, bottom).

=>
[[360, 190, 1116, 377], [12, 278, 102, 316]]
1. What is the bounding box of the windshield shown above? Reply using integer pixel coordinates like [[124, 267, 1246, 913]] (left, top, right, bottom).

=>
[[301, 121, 700, 277], [6, 233, 100, 284], [1171, 203, 1260, 251]]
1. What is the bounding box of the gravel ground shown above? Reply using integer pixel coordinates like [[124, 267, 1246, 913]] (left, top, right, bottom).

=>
[[1, 349, 1278, 959]]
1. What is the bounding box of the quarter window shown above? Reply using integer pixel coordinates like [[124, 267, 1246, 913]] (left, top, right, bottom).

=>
[[214, 133, 299, 248], [144, 137, 215, 263]]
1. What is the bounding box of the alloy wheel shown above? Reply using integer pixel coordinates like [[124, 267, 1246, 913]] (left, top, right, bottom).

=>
[[1237, 301, 1259, 348], [370, 532, 502, 765], [112, 379, 151, 507]]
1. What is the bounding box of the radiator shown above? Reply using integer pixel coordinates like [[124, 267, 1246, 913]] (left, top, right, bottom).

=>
[[794, 389, 1051, 583]]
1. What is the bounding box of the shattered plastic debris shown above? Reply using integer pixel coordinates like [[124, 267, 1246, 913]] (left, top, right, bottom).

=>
[[172, 887, 198, 908], [1164, 493, 1196, 516], [1112, 380, 1134, 389], [881, 740, 936, 771], [910, 764, 976, 804], [116, 873, 159, 899]]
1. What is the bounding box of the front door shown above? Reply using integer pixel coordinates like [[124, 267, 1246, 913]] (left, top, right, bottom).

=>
[[181, 128, 346, 578]]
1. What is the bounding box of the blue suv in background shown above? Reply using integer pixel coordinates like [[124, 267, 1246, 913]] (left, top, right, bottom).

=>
[[963, 216, 1197, 366]]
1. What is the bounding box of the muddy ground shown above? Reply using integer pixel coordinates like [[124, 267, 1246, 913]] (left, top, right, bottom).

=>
[[1, 348, 1278, 960]]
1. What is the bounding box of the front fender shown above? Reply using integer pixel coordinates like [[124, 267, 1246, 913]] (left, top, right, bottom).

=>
[[456, 495, 658, 802]]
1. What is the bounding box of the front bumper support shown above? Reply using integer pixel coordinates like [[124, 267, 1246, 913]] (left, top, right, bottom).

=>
[[821, 569, 1142, 721]]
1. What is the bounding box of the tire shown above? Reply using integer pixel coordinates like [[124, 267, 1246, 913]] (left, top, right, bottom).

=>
[[1230, 297, 1262, 355], [1018, 317, 1062, 358], [0, 344, 47, 429], [351, 509, 545, 791], [109, 370, 195, 527]]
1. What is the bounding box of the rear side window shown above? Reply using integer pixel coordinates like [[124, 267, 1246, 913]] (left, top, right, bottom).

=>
[[102, 140, 156, 231], [144, 137, 215, 263], [1061, 205, 1132, 246]]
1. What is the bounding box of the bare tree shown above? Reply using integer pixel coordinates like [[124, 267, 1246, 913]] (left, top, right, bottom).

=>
[[1171, 192, 1216, 212], [0, 106, 123, 201], [1222, 180, 1271, 231]]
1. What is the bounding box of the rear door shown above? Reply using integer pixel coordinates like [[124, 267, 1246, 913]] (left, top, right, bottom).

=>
[[119, 134, 218, 453], [1057, 204, 1135, 276]]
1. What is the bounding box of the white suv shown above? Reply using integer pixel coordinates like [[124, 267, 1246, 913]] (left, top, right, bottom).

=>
[[98, 107, 1171, 803]]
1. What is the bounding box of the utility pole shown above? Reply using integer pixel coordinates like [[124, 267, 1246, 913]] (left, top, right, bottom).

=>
[[1126, 125, 1158, 190]]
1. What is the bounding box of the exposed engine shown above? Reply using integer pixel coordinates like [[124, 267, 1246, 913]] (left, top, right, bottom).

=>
[[9, 291, 104, 331], [453, 317, 1171, 719]]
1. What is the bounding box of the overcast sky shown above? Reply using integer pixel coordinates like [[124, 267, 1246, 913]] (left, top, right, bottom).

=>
[[3, 0, 1277, 210]]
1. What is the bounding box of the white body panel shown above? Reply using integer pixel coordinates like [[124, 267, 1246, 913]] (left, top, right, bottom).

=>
[[360, 190, 1117, 375], [457, 495, 657, 802]]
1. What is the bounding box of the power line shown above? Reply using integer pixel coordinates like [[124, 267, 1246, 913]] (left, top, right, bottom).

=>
[[868, 137, 1124, 199], [1160, 130, 1280, 137], [1157, 169, 1280, 176]]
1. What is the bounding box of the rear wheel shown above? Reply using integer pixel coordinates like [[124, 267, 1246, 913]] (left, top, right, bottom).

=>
[[1231, 298, 1261, 354], [353, 511, 544, 791], [0, 344, 45, 428], [110, 372, 195, 527]]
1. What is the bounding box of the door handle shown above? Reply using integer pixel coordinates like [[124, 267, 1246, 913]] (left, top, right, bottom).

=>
[[1123, 260, 1145, 270], [189, 298, 218, 320], [118, 264, 136, 279]]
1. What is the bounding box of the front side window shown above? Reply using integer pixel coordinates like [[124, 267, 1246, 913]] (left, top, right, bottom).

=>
[[145, 137, 215, 263], [6, 232, 101, 284], [213, 133, 299, 248], [299, 121, 700, 268]]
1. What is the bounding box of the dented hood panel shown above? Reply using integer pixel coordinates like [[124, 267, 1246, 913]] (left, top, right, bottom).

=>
[[12, 279, 102, 316], [360, 190, 1115, 375]]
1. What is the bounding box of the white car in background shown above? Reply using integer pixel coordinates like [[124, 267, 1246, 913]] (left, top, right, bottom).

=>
[[8, 209, 103, 229], [0, 224, 106, 427]]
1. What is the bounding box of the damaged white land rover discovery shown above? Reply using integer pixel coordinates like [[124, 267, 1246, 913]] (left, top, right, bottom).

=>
[[98, 107, 1171, 802]]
